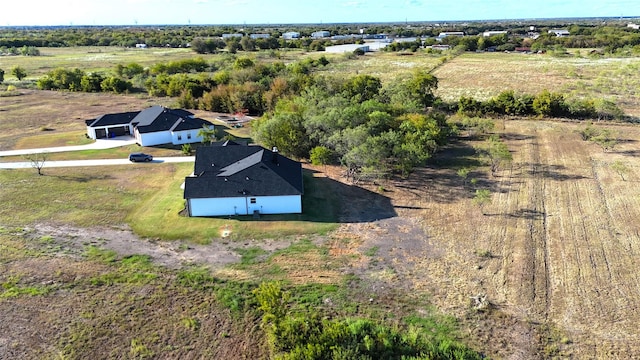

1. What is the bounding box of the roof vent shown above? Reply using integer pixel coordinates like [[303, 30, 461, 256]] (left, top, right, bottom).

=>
[[245, 176, 250, 181]]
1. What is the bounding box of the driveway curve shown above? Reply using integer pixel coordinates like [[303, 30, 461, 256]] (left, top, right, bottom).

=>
[[0, 136, 137, 157]]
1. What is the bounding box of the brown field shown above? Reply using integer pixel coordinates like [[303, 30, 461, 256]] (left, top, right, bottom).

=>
[[434, 53, 640, 117], [337, 118, 640, 358]]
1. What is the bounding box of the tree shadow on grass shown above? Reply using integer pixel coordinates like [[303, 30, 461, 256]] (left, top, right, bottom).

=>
[[50, 174, 114, 182], [229, 169, 397, 223]]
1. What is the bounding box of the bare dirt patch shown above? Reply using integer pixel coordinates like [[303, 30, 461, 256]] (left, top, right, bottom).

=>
[[28, 223, 297, 270]]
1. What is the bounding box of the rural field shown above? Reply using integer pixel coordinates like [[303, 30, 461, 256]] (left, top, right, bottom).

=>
[[2, 47, 640, 358]]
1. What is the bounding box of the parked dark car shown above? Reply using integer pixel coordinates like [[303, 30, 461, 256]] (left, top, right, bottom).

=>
[[129, 153, 153, 162]]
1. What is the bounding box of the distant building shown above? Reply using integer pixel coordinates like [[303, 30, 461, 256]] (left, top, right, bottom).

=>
[[311, 30, 331, 38], [394, 37, 420, 43], [282, 31, 300, 40], [628, 23, 640, 30], [438, 31, 465, 38], [548, 29, 570, 37], [325, 44, 370, 53], [135, 43, 147, 48], [430, 44, 451, 51], [250, 33, 270, 39], [483, 30, 507, 37], [331, 34, 363, 40], [437, 31, 464, 41], [222, 33, 243, 39]]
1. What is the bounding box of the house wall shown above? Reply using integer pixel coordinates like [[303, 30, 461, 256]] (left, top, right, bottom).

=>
[[136, 130, 173, 146], [171, 130, 203, 145], [188, 195, 302, 217]]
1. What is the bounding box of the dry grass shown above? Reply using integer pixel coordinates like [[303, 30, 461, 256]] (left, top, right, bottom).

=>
[[346, 119, 640, 358], [319, 51, 444, 83], [433, 52, 640, 117], [0, 90, 172, 149]]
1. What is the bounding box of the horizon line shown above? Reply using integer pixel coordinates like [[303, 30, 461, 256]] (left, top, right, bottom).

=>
[[2, 15, 640, 28]]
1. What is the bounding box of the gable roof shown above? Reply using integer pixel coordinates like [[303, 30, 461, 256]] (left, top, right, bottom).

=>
[[86, 111, 140, 127], [172, 117, 212, 132], [184, 145, 303, 199], [86, 106, 205, 134]]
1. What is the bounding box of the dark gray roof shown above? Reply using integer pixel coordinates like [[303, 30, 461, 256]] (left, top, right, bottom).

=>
[[184, 145, 303, 199], [131, 105, 167, 128], [173, 117, 212, 132], [86, 111, 140, 127]]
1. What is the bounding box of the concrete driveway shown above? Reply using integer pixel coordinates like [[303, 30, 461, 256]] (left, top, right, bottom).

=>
[[0, 136, 138, 157], [0, 136, 194, 169]]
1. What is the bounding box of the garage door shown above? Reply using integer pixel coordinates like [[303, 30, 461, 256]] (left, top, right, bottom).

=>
[[95, 128, 107, 139]]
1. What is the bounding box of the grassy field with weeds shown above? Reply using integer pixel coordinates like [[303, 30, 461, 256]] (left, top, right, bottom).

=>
[[433, 52, 640, 117]]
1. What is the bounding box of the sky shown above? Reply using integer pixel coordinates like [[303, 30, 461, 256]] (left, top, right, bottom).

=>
[[1, 0, 639, 26]]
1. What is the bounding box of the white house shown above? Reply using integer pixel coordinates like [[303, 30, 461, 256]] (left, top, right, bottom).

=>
[[222, 33, 243, 39], [311, 30, 331, 38], [250, 33, 270, 39], [282, 31, 300, 40], [325, 44, 370, 53], [483, 31, 507, 37], [183, 143, 304, 217], [548, 29, 570, 37], [85, 106, 213, 147]]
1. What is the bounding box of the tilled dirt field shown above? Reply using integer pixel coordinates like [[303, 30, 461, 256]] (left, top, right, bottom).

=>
[[344, 120, 640, 358]]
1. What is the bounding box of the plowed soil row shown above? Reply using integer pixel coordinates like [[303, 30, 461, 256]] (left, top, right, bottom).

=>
[[347, 120, 640, 358]]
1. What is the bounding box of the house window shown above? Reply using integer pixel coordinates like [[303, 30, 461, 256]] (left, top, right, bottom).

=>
[[250, 198, 256, 204], [187, 133, 191, 139], [177, 135, 182, 141]]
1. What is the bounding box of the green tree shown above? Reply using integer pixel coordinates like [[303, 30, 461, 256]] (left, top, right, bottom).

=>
[[479, 136, 512, 176], [591, 128, 618, 152], [611, 160, 629, 181], [342, 74, 382, 102], [11, 66, 27, 81], [310, 145, 332, 167], [233, 56, 254, 69], [473, 189, 492, 215], [407, 70, 438, 108], [533, 90, 567, 117], [197, 125, 216, 144], [100, 76, 132, 93], [457, 167, 470, 187], [80, 72, 105, 92], [240, 36, 256, 51], [594, 99, 624, 121]]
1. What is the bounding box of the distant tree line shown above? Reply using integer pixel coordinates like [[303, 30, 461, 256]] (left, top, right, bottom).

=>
[[451, 90, 625, 121], [2, 22, 640, 53]]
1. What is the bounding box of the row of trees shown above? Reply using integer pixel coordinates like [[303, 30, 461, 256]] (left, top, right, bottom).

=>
[[36, 68, 132, 93], [0, 45, 40, 56], [454, 90, 625, 121]]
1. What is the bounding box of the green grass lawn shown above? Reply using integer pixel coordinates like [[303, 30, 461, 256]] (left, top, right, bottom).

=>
[[0, 161, 339, 242], [128, 167, 339, 243]]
